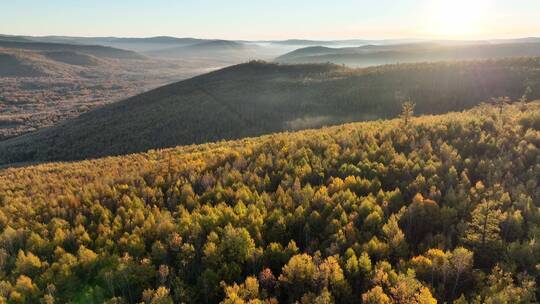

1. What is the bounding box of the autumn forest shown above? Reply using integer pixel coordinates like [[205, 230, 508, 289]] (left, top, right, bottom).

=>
[[2, 5, 540, 302], [0, 100, 539, 303]]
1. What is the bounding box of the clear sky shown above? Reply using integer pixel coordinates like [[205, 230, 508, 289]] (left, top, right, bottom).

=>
[[2, 0, 539, 40]]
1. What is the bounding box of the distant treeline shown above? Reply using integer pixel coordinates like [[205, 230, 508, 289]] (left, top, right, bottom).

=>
[[276, 42, 540, 67], [0, 40, 144, 59]]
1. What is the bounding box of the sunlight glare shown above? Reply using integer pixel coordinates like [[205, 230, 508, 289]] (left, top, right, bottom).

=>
[[426, 0, 490, 38]]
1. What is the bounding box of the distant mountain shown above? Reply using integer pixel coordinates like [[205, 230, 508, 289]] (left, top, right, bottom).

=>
[[186, 39, 251, 49], [264, 39, 415, 47], [6, 34, 540, 62], [88, 36, 208, 52], [275, 46, 350, 61], [1, 57, 539, 165], [0, 35, 34, 42], [107, 36, 203, 44], [17, 36, 273, 61], [0, 40, 144, 59], [0, 35, 214, 53], [276, 42, 540, 66], [488, 37, 540, 44], [145, 40, 264, 62], [266, 39, 364, 46]]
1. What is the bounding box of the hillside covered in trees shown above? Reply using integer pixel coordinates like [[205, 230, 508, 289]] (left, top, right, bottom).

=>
[[276, 42, 540, 67], [1, 58, 539, 165], [0, 44, 212, 141], [0, 101, 539, 303], [0, 40, 144, 60]]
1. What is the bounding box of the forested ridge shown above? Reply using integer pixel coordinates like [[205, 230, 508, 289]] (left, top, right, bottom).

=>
[[1, 57, 539, 165], [0, 101, 539, 303], [275, 42, 540, 67]]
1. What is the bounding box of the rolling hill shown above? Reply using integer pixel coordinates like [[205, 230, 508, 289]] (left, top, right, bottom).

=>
[[0, 52, 46, 77], [4, 35, 211, 52], [0, 44, 205, 140], [0, 101, 539, 303], [42, 51, 99, 66], [1, 58, 539, 165], [0, 48, 101, 78], [0, 35, 279, 61], [144, 40, 266, 63], [276, 42, 540, 67], [6, 34, 540, 65], [0, 40, 144, 60]]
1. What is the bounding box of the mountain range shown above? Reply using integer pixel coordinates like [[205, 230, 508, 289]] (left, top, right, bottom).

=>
[[276, 41, 540, 67], [4, 34, 540, 63]]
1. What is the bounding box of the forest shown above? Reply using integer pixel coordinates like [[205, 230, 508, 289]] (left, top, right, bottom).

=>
[[275, 42, 540, 67], [0, 99, 539, 303], [1, 58, 539, 165]]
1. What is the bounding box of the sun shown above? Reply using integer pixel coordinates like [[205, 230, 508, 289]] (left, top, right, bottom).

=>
[[425, 0, 489, 38]]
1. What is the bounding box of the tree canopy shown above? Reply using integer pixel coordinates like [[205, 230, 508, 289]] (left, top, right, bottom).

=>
[[0, 101, 539, 303]]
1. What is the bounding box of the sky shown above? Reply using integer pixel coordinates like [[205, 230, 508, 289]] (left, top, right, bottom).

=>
[[2, 0, 539, 40]]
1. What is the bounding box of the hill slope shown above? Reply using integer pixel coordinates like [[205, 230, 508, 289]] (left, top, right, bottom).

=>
[[0, 46, 201, 140], [145, 40, 263, 62], [0, 53, 46, 77], [0, 40, 144, 59], [42, 51, 99, 66], [1, 58, 540, 165], [0, 102, 539, 303], [277, 42, 540, 67]]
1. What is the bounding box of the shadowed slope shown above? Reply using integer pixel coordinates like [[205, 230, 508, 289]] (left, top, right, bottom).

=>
[[1, 58, 540, 165]]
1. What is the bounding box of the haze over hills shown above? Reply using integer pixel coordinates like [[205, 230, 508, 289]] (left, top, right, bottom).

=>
[[3, 34, 540, 143], [1, 57, 539, 165], [0, 40, 144, 60], [145, 40, 266, 63], [0, 41, 213, 140], [276, 41, 540, 67], [0, 34, 294, 62], [5, 33, 540, 63], [2, 34, 540, 141]]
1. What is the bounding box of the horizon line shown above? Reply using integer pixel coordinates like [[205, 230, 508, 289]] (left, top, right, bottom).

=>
[[2, 33, 540, 42]]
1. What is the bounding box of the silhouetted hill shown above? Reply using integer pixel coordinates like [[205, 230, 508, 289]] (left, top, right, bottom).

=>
[[1, 58, 539, 165], [276, 42, 540, 67]]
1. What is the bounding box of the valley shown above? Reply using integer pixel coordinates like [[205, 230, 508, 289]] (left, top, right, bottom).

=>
[[0, 40, 225, 140], [3, 35, 540, 142]]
